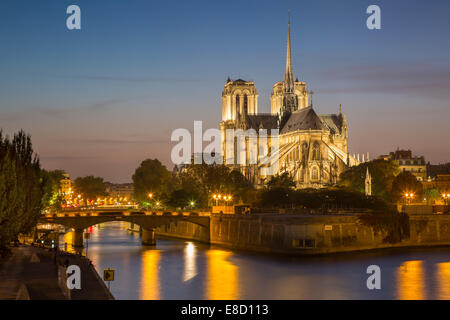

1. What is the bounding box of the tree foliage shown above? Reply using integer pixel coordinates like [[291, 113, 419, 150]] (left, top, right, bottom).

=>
[[254, 187, 390, 211], [41, 169, 65, 211], [73, 175, 107, 201], [425, 188, 440, 204], [358, 211, 410, 244], [0, 131, 44, 252], [166, 189, 197, 209], [391, 171, 423, 203], [132, 159, 171, 203], [175, 164, 254, 208], [339, 159, 399, 202], [266, 172, 296, 190]]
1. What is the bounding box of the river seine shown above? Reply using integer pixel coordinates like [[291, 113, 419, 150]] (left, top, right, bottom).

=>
[[60, 221, 450, 300]]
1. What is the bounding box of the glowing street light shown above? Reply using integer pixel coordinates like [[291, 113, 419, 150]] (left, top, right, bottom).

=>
[[212, 194, 221, 206], [442, 193, 450, 205], [404, 192, 415, 204]]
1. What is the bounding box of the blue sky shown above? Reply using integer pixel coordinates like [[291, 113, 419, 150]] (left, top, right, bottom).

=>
[[0, 0, 449, 182]]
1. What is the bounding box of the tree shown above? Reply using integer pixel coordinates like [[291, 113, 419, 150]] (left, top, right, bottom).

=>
[[41, 169, 65, 211], [73, 176, 107, 202], [425, 188, 440, 205], [0, 130, 44, 253], [178, 164, 230, 207], [258, 187, 293, 208], [167, 189, 198, 209], [340, 159, 399, 202], [132, 159, 171, 203], [266, 172, 296, 190], [226, 170, 254, 203], [391, 171, 423, 203]]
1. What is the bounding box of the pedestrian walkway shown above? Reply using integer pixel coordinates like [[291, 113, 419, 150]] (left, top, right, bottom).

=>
[[0, 246, 113, 300], [0, 246, 65, 299], [57, 252, 114, 300]]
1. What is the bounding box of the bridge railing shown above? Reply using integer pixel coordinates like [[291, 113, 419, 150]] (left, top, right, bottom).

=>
[[44, 210, 211, 218]]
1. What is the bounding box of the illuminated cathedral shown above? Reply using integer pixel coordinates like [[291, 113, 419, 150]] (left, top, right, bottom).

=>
[[220, 20, 361, 188]]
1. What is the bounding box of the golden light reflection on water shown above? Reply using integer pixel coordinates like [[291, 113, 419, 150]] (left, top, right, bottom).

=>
[[397, 260, 426, 300], [437, 262, 450, 300], [183, 242, 197, 282], [206, 250, 239, 300], [63, 231, 76, 253], [140, 249, 161, 300]]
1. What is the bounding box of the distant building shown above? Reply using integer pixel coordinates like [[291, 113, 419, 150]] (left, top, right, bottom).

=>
[[59, 173, 72, 203], [379, 149, 426, 181], [105, 183, 134, 200], [427, 163, 450, 179]]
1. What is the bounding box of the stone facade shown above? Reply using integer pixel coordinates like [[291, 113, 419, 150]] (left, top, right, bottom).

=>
[[219, 22, 358, 188]]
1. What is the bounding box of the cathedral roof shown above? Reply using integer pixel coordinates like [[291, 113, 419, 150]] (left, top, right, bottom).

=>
[[319, 114, 343, 135], [245, 114, 279, 130], [280, 106, 327, 134]]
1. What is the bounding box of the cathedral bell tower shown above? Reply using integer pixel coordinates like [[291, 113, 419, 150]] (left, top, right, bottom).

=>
[[220, 78, 258, 164], [221, 78, 258, 124]]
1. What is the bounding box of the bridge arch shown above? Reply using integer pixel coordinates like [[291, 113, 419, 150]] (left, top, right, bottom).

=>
[[39, 212, 210, 248]]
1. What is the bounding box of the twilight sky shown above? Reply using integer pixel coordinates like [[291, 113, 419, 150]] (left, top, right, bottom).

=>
[[1, 0, 449, 182]]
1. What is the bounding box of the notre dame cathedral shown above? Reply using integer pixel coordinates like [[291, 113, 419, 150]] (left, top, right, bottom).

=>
[[220, 20, 361, 189]]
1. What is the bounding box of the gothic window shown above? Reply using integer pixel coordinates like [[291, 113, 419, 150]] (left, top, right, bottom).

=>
[[236, 95, 240, 115], [244, 94, 248, 114], [312, 167, 319, 180], [312, 142, 320, 160]]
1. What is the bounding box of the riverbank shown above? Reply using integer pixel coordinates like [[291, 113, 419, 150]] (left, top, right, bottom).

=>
[[0, 245, 114, 300]]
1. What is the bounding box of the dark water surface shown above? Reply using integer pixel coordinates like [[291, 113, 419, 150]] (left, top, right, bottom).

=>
[[60, 221, 450, 300]]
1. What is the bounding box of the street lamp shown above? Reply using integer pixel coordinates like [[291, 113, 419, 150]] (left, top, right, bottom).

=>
[[404, 192, 414, 205], [442, 193, 450, 206]]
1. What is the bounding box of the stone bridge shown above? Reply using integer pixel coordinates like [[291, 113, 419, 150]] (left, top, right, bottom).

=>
[[39, 210, 210, 247]]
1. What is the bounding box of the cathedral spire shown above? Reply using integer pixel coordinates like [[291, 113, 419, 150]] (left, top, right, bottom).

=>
[[284, 12, 295, 94]]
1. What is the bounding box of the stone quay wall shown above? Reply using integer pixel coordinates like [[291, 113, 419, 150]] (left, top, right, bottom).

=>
[[155, 213, 450, 254]]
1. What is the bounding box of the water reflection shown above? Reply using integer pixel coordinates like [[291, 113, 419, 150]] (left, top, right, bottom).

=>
[[206, 250, 239, 300], [140, 249, 161, 300], [184, 242, 197, 282], [397, 260, 426, 300], [437, 262, 450, 300], [57, 222, 450, 300]]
